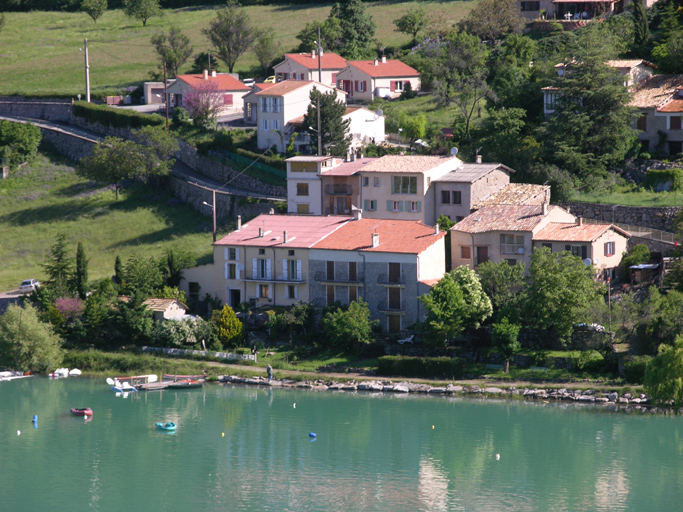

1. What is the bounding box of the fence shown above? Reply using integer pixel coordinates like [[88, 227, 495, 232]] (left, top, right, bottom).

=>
[[142, 346, 257, 362], [213, 149, 286, 182], [583, 218, 677, 244]]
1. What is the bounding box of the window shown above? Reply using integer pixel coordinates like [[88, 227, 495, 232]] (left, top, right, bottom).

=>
[[286, 285, 298, 299], [364, 199, 377, 211], [392, 176, 417, 194], [506, 259, 517, 266], [441, 190, 451, 204], [455, 216, 464, 222], [565, 245, 588, 259], [520, 1, 540, 11], [296, 183, 309, 196], [452, 191, 462, 205], [261, 97, 269, 113], [327, 261, 335, 281], [262, 119, 269, 131], [227, 248, 237, 260], [670, 141, 683, 156], [349, 286, 358, 302], [363, 176, 369, 187], [637, 114, 647, 131], [349, 262, 357, 282], [671, 116, 681, 130], [227, 263, 237, 279], [258, 249, 265, 255], [542, 243, 552, 251], [297, 204, 309, 214], [392, 200, 401, 212], [288, 259, 300, 280], [272, 120, 279, 130], [374, 177, 380, 187], [326, 285, 335, 306], [258, 258, 268, 279], [461, 246, 471, 259], [395, 81, 404, 92], [288, 249, 295, 256], [272, 97, 281, 113], [604, 241, 616, 256], [259, 284, 270, 299], [544, 93, 557, 111], [409, 201, 419, 212], [388, 262, 401, 283], [500, 234, 524, 245]]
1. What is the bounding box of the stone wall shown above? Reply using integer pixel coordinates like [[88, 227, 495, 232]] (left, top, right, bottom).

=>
[[628, 235, 676, 255], [0, 97, 73, 122], [560, 201, 681, 232], [39, 127, 97, 161]]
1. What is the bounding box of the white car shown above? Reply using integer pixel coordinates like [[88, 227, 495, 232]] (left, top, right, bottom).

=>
[[19, 279, 40, 293]]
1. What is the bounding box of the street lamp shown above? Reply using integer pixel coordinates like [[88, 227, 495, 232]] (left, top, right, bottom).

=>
[[398, 128, 403, 147], [202, 189, 217, 243]]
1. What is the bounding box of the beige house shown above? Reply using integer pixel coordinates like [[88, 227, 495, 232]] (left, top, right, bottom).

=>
[[167, 71, 249, 115], [143, 298, 190, 322], [335, 56, 421, 101], [517, 0, 659, 22], [180, 214, 350, 308], [273, 51, 348, 87], [243, 83, 276, 125]]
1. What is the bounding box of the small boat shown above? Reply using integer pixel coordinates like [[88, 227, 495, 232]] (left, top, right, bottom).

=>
[[163, 374, 204, 382], [69, 368, 82, 376], [107, 378, 138, 393], [70, 408, 93, 416], [50, 368, 69, 378], [155, 422, 177, 431]]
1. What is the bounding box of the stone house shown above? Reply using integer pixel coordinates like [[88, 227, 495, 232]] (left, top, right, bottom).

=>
[[272, 51, 348, 88], [143, 298, 190, 322], [335, 56, 421, 101], [517, 0, 659, 22], [308, 215, 446, 333], [166, 71, 249, 115]]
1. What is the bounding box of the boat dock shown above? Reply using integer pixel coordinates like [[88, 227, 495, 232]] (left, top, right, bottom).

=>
[[136, 381, 204, 392]]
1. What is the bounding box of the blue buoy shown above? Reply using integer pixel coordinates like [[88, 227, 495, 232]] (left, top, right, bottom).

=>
[[32, 415, 37, 423], [309, 432, 316, 438]]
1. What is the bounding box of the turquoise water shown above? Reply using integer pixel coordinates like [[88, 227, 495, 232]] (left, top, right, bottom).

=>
[[1, 377, 682, 511]]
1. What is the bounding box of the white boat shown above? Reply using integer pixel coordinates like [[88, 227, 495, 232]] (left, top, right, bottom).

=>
[[69, 368, 82, 376], [50, 368, 69, 378]]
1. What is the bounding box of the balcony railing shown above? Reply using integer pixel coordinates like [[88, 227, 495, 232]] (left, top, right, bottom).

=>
[[314, 271, 363, 283], [324, 184, 352, 195], [501, 243, 524, 255], [324, 207, 352, 215], [243, 274, 305, 283], [378, 300, 406, 312], [378, 273, 405, 285]]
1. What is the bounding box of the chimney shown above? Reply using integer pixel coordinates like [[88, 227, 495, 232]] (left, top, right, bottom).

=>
[[434, 224, 440, 235], [237, 215, 242, 231], [476, 154, 482, 164], [577, 217, 583, 226], [381, 55, 387, 64], [353, 208, 362, 221], [283, 231, 288, 244], [211, 70, 217, 77], [203, 70, 208, 80], [269, 208, 275, 215], [542, 203, 549, 216], [374, 58, 378, 66], [371, 232, 379, 248], [259, 227, 264, 238]]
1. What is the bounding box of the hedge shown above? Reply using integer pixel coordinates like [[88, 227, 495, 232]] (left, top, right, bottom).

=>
[[235, 148, 286, 171], [644, 168, 683, 192], [623, 355, 652, 384], [73, 101, 165, 129], [378, 356, 465, 379]]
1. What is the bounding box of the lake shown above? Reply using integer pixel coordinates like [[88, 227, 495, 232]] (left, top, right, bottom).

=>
[[1, 377, 681, 511]]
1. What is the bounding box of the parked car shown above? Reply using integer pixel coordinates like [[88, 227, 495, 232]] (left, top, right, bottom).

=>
[[263, 76, 276, 83], [243, 78, 255, 87], [19, 279, 40, 293]]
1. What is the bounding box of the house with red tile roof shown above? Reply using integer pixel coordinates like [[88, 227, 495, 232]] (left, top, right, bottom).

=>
[[309, 215, 446, 332], [450, 204, 629, 280], [273, 51, 348, 88], [167, 70, 250, 115], [335, 56, 421, 101]]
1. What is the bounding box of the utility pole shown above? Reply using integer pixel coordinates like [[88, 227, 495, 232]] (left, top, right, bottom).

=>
[[317, 27, 322, 83], [316, 27, 322, 156], [84, 39, 90, 103], [212, 189, 217, 243], [163, 61, 169, 132]]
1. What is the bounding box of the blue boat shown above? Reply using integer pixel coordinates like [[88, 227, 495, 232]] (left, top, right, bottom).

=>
[[156, 422, 177, 431]]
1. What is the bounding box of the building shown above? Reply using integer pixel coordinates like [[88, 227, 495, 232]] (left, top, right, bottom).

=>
[[166, 71, 250, 115], [309, 216, 446, 332], [243, 83, 276, 125], [272, 51, 348, 88], [517, 0, 659, 23], [335, 56, 421, 101]]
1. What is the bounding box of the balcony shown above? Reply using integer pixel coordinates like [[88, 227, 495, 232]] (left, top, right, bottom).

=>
[[377, 273, 405, 286], [243, 274, 306, 284], [324, 184, 352, 196], [501, 243, 524, 255], [314, 271, 363, 284], [378, 300, 406, 313]]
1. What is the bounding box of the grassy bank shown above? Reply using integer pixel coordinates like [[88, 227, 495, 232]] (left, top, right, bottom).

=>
[[0, 2, 476, 97], [0, 150, 213, 291], [571, 185, 683, 207]]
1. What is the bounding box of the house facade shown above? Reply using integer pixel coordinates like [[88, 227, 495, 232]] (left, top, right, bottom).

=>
[[517, 0, 659, 22], [335, 56, 421, 101], [309, 216, 446, 332], [272, 51, 348, 88], [167, 71, 249, 115]]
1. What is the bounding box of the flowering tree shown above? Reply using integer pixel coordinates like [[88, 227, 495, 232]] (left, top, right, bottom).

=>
[[184, 80, 225, 129], [54, 297, 85, 322]]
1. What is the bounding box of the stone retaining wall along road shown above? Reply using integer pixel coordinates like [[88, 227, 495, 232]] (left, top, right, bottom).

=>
[[0, 97, 73, 122], [560, 201, 681, 232]]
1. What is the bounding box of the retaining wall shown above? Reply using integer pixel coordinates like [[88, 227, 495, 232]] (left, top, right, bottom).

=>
[[0, 97, 73, 122], [560, 201, 681, 232], [39, 127, 97, 161]]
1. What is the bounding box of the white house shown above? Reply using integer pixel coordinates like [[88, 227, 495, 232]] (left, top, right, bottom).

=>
[[335, 56, 421, 101], [272, 51, 348, 88], [167, 70, 250, 115]]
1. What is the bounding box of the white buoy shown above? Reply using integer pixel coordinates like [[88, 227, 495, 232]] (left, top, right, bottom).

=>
[[496, 454, 500, 460], [293, 403, 296, 408], [17, 430, 20, 436]]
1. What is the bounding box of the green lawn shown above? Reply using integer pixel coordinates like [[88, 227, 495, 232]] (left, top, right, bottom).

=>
[[0, 150, 213, 291], [0, 2, 476, 97], [571, 186, 683, 207]]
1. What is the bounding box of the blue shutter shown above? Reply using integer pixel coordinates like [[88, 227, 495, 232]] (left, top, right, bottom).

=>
[[398, 201, 403, 212], [417, 201, 421, 213], [364, 199, 368, 211], [386, 200, 392, 212]]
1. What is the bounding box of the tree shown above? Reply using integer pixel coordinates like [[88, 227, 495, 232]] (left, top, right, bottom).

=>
[[477, 259, 525, 320], [296, 18, 343, 54], [322, 298, 377, 350], [74, 242, 89, 300], [213, 305, 243, 348], [203, 0, 257, 73], [621, 243, 651, 279], [120, 254, 164, 296], [419, 266, 493, 346], [523, 247, 605, 342], [632, 0, 651, 57], [189, 52, 220, 74], [42, 232, 74, 298], [491, 317, 521, 373], [403, 113, 427, 146], [253, 30, 282, 75], [329, 0, 377, 59], [0, 304, 64, 373], [394, 5, 428, 46], [131, 125, 178, 168], [302, 87, 351, 156], [183, 79, 225, 129], [114, 255, 123, 285], [653, 30, 683, 73], [644, 335, 683, 407], [112, 291, 154, 345], [151, 27, 193, 78], [152, 317, 210, 348], [80, 0, 107, 24], [479, 107, 541, 171], [458, 0, 525, 42], [161, 248, 195, 288], [123, 0, 161, 27], [0, 119, 42, 167]]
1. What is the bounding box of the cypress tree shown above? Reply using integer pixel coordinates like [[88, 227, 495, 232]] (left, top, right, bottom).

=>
[[114, 255, 123, 285], [633, 0, 651, 57], [75, 242, 89, 300]]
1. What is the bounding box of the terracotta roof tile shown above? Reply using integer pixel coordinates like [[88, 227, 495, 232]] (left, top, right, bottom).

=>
[[658, 99, 683, 113], [254, 80, 336, 97], [434, 163, 514, 183], [606, 60, 657, 70], [320, 158, 379, 176], [360, 155, 460, 174], [143, 298, 189, 312], [452, 204, 563, 234], [630, 75, 683, 108], [282, 52, 348, 70], [177, 73, 249, 91], [473, 184, 550, 209], [347, 59, 420, 78], [533, 222, 630, 242]]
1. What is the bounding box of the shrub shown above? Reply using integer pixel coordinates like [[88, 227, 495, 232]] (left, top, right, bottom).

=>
[[644, 168, 683, 191], [73, 101, 165, 129], [638, 152, 652, 160], [378, 356, 465, 379], [172, 107, 190, 127], [620, 244, 651, 278], [623, 355, 652, 384]]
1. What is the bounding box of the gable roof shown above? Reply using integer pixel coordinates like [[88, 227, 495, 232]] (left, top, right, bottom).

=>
[[215, 214, 350, 248], [143, 298, 189, 312], [346, 59, 420, 78], [658, 99, 683, 113], [320, 158, 379, 176], [630, 74, 683, 108], [533, 222, 631, 242], [176, 73, 249, 91], [359, 155, 461, 174], [473, 183, 550, 209], [312, 218, 445, 254], [279, 52, 348, 70], [452, 204, 564, 234], [254, 80, 336, 97], [606, 60, 657, 70], [434, 163, 514, 183]]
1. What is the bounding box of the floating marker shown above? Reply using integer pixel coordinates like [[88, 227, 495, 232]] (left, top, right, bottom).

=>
[[32, 415, 38, 423], [17, 430, 20, 436], [432, 425, 435, 429], [293, 403, 296, 408], [221, 432, 225, 437], [309, 432, 316, 438], [496, 454, 500, 460]]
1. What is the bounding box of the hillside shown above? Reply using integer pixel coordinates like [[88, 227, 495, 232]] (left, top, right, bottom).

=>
[[0, 2, 476, 97], [0, 150, 213, 292]]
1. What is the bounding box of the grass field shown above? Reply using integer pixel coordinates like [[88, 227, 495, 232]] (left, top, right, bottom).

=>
[[0, 1, 476, 97], [0, 150, 214, 292], [571, 185, 683, 207]]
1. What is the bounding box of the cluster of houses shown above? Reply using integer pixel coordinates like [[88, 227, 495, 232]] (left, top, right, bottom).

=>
[[180, 153, 630, 334]]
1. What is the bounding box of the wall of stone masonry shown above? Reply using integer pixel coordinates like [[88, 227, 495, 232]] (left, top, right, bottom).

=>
[[560, 201, 681, 232], [0, 97, 73, 122], [39, 127, 97, 161]]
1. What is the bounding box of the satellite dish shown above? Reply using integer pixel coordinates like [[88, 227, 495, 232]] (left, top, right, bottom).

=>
[[558, 68, 565, 76], [583, 258, 592, 266], [593, 258, 599, 265], [517, 247, 524, 255], [376, 108, 383, 117], [450, 147, 459, 156]]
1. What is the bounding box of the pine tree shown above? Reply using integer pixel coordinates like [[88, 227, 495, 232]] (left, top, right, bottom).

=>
[[330, 0, 376, 59], [42, 233, 74, 297], [302, 88, 351, 156]]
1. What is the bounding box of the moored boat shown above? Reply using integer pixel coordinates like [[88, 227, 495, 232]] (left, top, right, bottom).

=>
[[163, 374, 204, 382], [155, 422, 177, 431], [70, 408, 93, 416]]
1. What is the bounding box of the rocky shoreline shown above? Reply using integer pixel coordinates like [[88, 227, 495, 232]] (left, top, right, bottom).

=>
[[218, 375, 661, 412]]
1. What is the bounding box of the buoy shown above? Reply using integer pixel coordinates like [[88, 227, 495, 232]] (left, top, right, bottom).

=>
[[432, 425, 435, 429], [496, 454, 500, 460], [221, 432, 225, 437], [309, 432, 316, 438], [293, 403, 296, 408], [17, 430, 20, 436], [32, 415, 38, 422]]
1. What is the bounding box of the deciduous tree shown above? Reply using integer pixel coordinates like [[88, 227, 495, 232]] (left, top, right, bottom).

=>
[[302, 87, 351, 156], [296, 18, 343, 54], [253, 30, 282, 75], [322, 298, 377, 350], [491, 317, 521, 373], [151, 27, 193, 78], [0, 119, 42, 167], [458, 0, 525, 42], [203, 0, 257, 73], [477, 259, 525, 320], [123, 0, 161, 27], [183, 79, 225, 129], [644, 335, 683, 407], [80, 0, 107, 24], [394, 5, 428, 46]]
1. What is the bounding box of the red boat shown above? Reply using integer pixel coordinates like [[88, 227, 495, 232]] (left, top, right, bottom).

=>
[[70, 408, 93, 416]]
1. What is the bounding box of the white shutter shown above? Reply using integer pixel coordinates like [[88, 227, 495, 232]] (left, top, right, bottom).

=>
[[224, 248, 228, 260], [266, 259, 272, 279], [267, 284, 272, 299], [296, 260, 302, 281], [252, 258, 257, 279], [224, 262, 228, 279], [294, 285, 298, 299], [235, 248, 240, 260], [237, 263, 243, 279], [282, 259, 288, 280]]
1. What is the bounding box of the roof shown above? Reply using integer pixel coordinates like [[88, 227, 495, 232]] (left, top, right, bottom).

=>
[[254, 80, 316, 97], [658, 99, 683, 113], [533, 222, 631, 242], [473, 184, 550, 209], [452, 204, 564, 234], [215, 214, 350, 248], [312, 218, 445, 254], [143, 298, 189, 312], [320, 158, 379, 177], [630, 74, 683, 108], [176, 73, 249, 91], [419, 278, 442, 287], [606, 59, 657, 70], [289, 106, 374, 126], [346, 59, 420, 78], [286, 156, 331, 163], [280, 52, 348, 70], [434, 163, 514, 183], [359, 155, 461, 174]]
